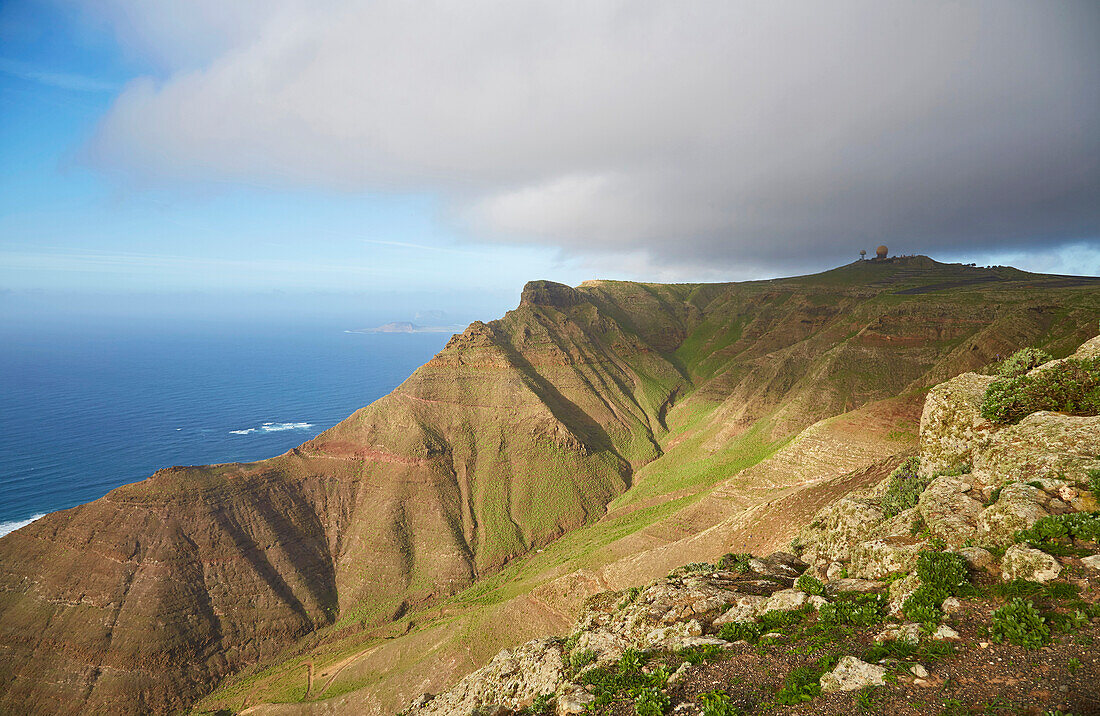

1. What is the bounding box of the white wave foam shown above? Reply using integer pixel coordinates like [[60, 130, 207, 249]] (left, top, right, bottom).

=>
[[229, 421, 314, 435], [0, 513, 46, 538]]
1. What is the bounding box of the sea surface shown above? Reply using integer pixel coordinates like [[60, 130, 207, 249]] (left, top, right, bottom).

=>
[[0, 320, 449, 536]]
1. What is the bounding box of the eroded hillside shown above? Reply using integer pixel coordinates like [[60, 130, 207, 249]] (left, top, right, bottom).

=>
[[0, 257, 1097, 715]]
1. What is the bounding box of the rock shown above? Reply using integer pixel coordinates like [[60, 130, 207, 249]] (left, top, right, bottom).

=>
[[1001, 545, 1062, 583], [667, 662, 691, 685], [712, 593, 769, 625], [824, 578, 886, 596], [919, 372, 997, 479], [645, 620, 703, 649], [957, 546, 994, 570], [1081, 555, 1100, 571], [917, 476, 985, 547], [760, 552, 808, 580], [819, 656, 888, 693], [850, 537, 925, 579], [941, 597, 963, 615], [797, 497, 887, 564], [931, 625, 960, 640], [762, 589, 812, 612], [826, 562, 846, 581], [413, 693, 434, 708], [408, 638, 566, 716], [910, 664, 929, 678], [977, 412, 1100, 486], [876, 623, 922, 644], [556, 686, 596, 714], [977, 483, 1051, 546], [888, 573, 920, 617]]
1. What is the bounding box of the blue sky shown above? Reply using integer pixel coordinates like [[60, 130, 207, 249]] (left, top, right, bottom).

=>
[[1, 0, 1097, 322]]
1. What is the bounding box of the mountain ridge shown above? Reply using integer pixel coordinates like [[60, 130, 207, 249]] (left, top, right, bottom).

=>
[[1, 257, 1098, 715]]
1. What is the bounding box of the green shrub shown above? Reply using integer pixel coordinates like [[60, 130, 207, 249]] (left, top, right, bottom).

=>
[[902, 584, 948, 626], [880, 457, 931, 518], [773, 664, 823, 705], [995, 347, 1054, 377], [916, 551, 971, 594], [718, 620, 761, 643], [980, 356, 1100, 425], [569, 648, 596, 670], [796, 573, 824, 596], [1017, 512, 1100, 544], [634, 687, 669, 716], [698, 690, 740, 716], [676, 643, 725, 665], [819, 593, 887, 627], [718, 552, 755, 573], [990, 598, 1050, 648], [773, 654, 840, 705], [618, 648, 644, 673], [519, 693, 555, 715], [1088, 468, 1100, 498]]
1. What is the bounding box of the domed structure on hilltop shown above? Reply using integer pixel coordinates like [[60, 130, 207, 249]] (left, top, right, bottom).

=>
[[876, 245, 888, 259]]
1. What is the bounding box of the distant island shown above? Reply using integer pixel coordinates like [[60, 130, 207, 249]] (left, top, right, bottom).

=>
[[346, 321, 463, 334]]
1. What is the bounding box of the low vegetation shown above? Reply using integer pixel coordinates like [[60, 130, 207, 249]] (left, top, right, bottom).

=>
[[980, 355, 1100, 424]]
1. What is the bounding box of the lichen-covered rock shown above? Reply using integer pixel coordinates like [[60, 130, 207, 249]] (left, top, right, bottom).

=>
[[823, 578, 885, 596], [931, 625, 961, 640], [919, 372, 997, 479], [556, 685, 596, 714], [408, 638, 565, 716], [1001, 545, 1062, 583], [976, 412, 1100, 485], [711, 593, 770, 626], [887, 573, 920, 617], [876, 623, 922, 644], [819, 656, 887, 692], [977, 483, 1051, 546], [849, 537, 926, 579], [797, 496, 886, 565], [957, 546, 994, 571], [917, 476, 985, 547]]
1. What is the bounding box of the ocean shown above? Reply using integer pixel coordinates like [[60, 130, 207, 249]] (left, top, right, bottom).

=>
[[0, 320, 450, 536]]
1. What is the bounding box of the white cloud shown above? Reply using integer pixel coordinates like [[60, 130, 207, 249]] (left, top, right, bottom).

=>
[[81, 0, 1100, 274]]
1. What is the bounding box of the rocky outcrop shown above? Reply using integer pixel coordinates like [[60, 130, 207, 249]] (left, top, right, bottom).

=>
[[411, 638, 566, 716]]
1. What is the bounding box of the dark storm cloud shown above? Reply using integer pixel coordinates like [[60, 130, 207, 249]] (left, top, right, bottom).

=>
[[84, 0, 1100, 274]]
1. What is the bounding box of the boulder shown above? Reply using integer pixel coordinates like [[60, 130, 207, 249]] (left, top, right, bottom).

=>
[[1081, 555, 1100, 571], [849, 537, 925, 579], [917, 476, 985, 547], [820, 656, 888, 693], [977, 483, 1051, 546], [919, 372, 997, 479], [1001, 545, 1062, 583], [977, 412, 1100, 485], [797, 496, 886, 564]]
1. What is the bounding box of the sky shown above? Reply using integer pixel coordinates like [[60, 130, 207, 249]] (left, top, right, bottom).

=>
[[1, 0, 1098, 323]]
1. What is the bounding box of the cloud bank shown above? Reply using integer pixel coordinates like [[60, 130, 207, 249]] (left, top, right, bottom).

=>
[[83, 1, 1100, 274]]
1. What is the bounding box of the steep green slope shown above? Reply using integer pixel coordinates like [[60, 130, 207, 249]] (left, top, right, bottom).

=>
[[0, 257, 1097, 716]]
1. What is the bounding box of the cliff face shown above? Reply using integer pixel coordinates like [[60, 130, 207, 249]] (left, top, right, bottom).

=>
[[0, 258, 1097, 715]]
